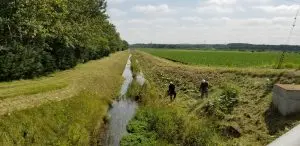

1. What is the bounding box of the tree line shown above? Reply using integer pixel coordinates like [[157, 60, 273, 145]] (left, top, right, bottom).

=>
[[132, 43, 300, 52], [0, 0, 128, 81]]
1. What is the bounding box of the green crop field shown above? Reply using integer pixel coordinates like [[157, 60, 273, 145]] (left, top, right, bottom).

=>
[[142, 49, 300, 68]]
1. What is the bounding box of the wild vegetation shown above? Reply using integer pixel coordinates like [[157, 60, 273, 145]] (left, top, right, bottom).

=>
[[143, 49, 300, 68], [122, 51, 300, 146], [0, 52, 129, 145], [0, 0, 128, 81]]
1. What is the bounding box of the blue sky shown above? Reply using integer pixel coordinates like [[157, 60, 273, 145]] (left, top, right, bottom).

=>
[[107, 0, 300, 45]]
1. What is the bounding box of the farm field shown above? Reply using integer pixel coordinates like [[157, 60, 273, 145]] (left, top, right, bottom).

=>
[[142, 49, 300, 68]]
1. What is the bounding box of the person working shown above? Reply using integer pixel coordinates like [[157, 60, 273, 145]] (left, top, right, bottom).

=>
[[200, 79, 209, 98], [168, 82, 176, 101]]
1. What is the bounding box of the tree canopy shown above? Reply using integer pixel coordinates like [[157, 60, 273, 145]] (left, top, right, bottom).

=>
[[0, 0, 128, 81]]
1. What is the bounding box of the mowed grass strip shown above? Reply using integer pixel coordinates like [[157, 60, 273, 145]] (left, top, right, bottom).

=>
[[0, 52, 127, 99], [142, 49, 300, 68], [0, 52, 129, 145]]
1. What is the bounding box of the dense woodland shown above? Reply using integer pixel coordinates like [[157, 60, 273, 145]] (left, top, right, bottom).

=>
[[0, 0, 128, 81], [132, 43, 300, 52]]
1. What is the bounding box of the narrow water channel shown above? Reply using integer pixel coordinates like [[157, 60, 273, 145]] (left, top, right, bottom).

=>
[[103, 55, 138, 146]]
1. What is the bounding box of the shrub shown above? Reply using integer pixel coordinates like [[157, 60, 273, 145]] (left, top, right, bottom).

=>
[[122, 106, 221, 146], [201, 84, 239, 116], [0, 45, 45, 80], [127, 120, 149, 133], [121, 134, 154, 146], [183, 120, 219, 146], [218, 84, 239, 114]]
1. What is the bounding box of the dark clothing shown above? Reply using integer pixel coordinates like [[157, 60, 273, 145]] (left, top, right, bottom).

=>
[[201, 92, 208, 98], [200, 82, 209, 92], [168, 83, 176, 101], [200, 82, 209, 98], [169, 84, 175, 93]]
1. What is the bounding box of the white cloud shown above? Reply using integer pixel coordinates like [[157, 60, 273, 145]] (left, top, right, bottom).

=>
[[108, 0, 300, 45], [128, 18, 177, 25], [108, 0, 126, 4], [208, 17, 293, 27], [197, 0, 245, 14], [272, 17, 293, 25], [221, 17, 231, 21], [254, 5, 300, 15], [207, 0, 237, 5], [242, 0, 271, 4], [240, 18, 272, 26], [154, 18, 178, 24], [108, 8, 127, 17], [128, 19, 151, 25], [132, 4, 173, 14], [197, 5, 235, 13], [181, 16, 203, 23]]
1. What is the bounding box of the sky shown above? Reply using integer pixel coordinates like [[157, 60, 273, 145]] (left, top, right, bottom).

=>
[[107, 0, 300, 45]]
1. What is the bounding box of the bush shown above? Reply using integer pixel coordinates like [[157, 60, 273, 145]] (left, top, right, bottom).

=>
[[218, 84, 239, 114], [201, 84, 239, 116], [183, 120, 219, 146], [122, 106, 221, 146], [121, 134, 156, 146], [127, 120, 149, 133], [0, 45, 45, 81], [121, 133, 170, 146]]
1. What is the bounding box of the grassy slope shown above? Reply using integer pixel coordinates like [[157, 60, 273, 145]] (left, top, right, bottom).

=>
[[0, 56, 108, 99], [0, 52, 129, 145], [127, 51, 300, 145], [143, 49, 300, 69], [0, 52, 130, 116]]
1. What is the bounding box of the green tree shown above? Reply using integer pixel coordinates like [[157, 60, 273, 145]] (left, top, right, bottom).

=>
[[0, 0, 127, 81]]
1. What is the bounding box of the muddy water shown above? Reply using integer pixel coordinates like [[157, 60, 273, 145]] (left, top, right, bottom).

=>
[[104, 55, 138, 146]]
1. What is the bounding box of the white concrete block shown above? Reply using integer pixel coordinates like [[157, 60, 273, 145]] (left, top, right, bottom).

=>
[[272, 84, 300, 116]]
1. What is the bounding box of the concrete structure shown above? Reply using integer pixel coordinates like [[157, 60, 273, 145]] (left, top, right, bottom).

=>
[[272, 84, 300, 116], [268, 124, 300, 146]]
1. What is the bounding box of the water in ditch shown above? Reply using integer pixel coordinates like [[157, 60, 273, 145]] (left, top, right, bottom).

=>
[[103, 55, 142, 146]]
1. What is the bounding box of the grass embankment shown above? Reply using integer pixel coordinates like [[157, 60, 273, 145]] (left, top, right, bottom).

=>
[[0, 52, 129, 145], [143, 49, 300, 69], [122, 51, 300, 146]]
